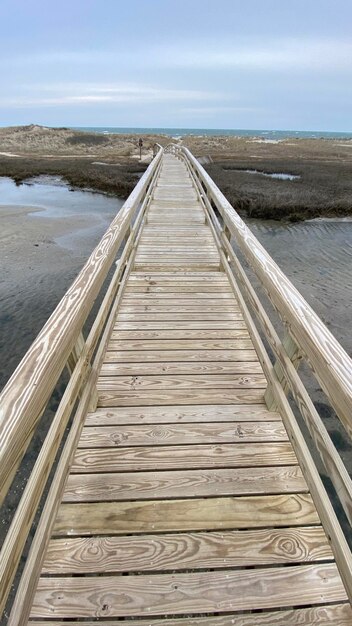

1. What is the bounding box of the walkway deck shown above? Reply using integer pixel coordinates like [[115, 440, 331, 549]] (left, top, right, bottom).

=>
[[26, 154, 350, 623]]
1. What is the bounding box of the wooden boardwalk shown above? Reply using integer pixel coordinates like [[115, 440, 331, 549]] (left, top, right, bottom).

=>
[[1, 148, 352, 624], [28, 154, 348, 622]]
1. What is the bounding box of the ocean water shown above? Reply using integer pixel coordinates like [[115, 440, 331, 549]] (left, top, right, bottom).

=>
[[71, 126, 352, 140]]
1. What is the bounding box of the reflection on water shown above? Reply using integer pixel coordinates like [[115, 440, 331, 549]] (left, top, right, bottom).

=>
[[0, 174, 123, 218]]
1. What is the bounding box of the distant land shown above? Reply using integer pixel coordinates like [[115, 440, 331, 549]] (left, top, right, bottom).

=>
[[0, 124, 352, 221]]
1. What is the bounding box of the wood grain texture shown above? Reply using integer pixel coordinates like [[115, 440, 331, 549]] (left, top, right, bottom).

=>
[[42, 526, 332, 574], [31, 564, 346, 618], [53, 494, 319, 536], [63, 466, 306, 502], [115, 321, 248, 329], [85, 404, 279, 425], [78, 422, 288, 447], [122, 292, 236, 299], [104, 350, 258, 363], [100, 361, 263, 376], [118, 305, 239, 312], [116, 312, 244, 320], [27, 603, 352, 626], [71, 442, 296, 472], [107, 340, 253, 351], [98, 388, 266, 406], [111, 329, 249, 339], [97, 374, 267, 391]]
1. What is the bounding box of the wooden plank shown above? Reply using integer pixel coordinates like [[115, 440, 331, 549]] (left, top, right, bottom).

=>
[[118, 305, 240, 313], [31, 564, 346, 618], [125, 285, 229, 292], [115, 321, 248, 330], [78, 422, 288, 447], [104, 350, 258, 362], [98, 388, 266, 406], [97, 374, 267, 391], [27, 603, 352, 626], [100, 361, 263, 376], [111, 329, 250, 339], [63, 466, 306, 502], [116, 313, 243, 320], [134, 264, 220, 271], [71, 442, 296, 473], [84, 404, 281, 425], [107, 340, 253, 352], [42, 526, 331, 574], [123, 291, 234, 297], [53, 494, 320, 536], [129, 273, 227, 281]]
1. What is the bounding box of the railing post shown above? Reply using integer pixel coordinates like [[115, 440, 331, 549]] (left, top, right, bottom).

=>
[[265, 331, 303, 409], [66, 332, 85, 376]]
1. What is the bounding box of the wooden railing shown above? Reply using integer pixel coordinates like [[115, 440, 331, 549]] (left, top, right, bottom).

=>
[[169, 142, 352, 600], [0, 146, 163, 617]]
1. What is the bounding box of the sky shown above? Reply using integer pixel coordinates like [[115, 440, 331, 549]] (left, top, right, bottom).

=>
[[0, 0, 351, 130]]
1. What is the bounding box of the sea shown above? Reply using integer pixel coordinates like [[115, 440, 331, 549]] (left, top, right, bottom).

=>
[[72, 126, 352, 140]]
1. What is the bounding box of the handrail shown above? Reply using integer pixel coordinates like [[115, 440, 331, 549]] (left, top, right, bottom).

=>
[[0, 144, 163, 618], [179, 148, 352, 601], [0, 145, 163, 504], [172, 143, 352, 440]]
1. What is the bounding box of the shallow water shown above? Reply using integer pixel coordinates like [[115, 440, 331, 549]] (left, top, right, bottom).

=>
[[245, 217, 352, 356], [0, 176, 124, 389], [231, 169, 300, 181]]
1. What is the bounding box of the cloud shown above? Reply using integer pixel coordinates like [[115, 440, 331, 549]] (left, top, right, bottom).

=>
[[159, 38, 352, 73], [4, 37, 351, 76], [0, 83, 222, 108]]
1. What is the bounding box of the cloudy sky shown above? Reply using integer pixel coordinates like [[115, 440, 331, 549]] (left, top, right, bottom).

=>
[[0, 0, 351, 130]]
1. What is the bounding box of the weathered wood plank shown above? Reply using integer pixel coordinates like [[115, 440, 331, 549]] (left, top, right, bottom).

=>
[[124, 285, 232, 293], [100, 361, 263, 376], [128, 273, 226, 280], [27, 603, 352, 626], [119, 299, 234, 307], [78, 421, 288, 448], [42, 526, 331, 574], [63, 466, 306, 502], [97, 374, 267, 391], [53, 494, 320, 536], [71, 442, 296, 472], [104, 350, 259, 362], [134, 264, 220, 271], [115, 321, 248, 329], [84, 404, 280, 425], [98, 388, 265, 406], [122, 292, 235, 299], [31, 564, 346, 618], [107, 340, 253, 351], [116, 313, 244, 320], [111, 328, 251, 340]]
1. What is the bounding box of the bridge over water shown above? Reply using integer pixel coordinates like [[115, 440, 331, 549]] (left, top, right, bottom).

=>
[[1, 145, 352, 624]]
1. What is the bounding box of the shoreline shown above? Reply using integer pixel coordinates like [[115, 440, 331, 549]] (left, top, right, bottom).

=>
[[0, 125, 352, 221]]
